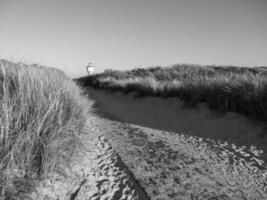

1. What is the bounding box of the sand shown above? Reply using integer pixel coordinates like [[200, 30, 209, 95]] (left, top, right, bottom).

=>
[[33, 113, 267, 199], [31, 117, 148, 200], [33, 87, 267, 199], [96, 118, 267, 199]]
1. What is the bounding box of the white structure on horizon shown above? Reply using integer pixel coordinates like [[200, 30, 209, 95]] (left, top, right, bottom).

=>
[[86, 62, 95, 75]]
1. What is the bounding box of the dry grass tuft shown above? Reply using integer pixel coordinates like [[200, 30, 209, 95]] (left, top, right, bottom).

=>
[[0, 60, 91, 199]]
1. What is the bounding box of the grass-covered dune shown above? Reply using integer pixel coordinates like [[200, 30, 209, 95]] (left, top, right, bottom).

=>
[[0, 60, 91, 199], [77, 64, 267, 122]]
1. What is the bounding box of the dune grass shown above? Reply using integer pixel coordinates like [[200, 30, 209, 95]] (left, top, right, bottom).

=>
[[76, 64, 267, 121], [0, 60, 91, 199]]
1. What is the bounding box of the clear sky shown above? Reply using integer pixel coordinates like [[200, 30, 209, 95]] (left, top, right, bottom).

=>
[[0, 0, 266, 77]]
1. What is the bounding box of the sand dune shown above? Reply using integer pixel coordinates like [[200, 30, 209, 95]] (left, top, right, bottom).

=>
[[87, 87, 267, 161]]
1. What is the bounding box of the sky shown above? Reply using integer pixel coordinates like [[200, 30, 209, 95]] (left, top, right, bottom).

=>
[[0, 0, 266, 77]]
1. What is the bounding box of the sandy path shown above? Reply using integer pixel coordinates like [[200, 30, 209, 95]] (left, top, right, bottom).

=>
[[32, 113, 267, 200], [95, 117, 267, 200], [31, 118, 148, 200]]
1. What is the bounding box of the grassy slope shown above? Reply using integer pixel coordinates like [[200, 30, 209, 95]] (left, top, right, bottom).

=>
[[0, 60, 91, 199], [76, 64, 267, 122]]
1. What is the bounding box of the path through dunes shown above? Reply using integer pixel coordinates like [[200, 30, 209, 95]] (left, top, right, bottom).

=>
[[33, 113, 267, 199], [95, 117, 267, 200], [32, 118, 148, 200], [33, 115, 267, 199]]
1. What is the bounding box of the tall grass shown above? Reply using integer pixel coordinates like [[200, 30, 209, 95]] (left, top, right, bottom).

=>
[[77, 64, 267, 121], [0, 60, 91, 199]]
